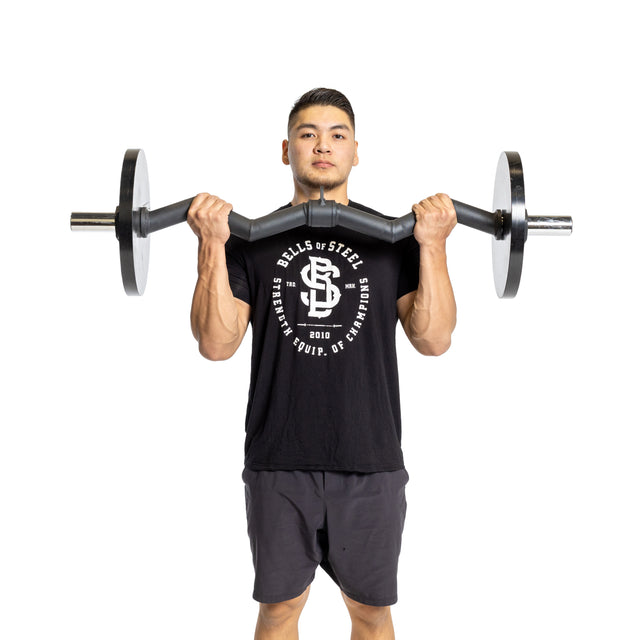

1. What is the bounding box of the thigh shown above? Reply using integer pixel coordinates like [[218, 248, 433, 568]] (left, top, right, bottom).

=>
[[324, 469, 409, 607], [243, 468, 325, 604]]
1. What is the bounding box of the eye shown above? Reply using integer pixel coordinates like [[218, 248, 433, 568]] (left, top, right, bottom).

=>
[[301, 132, 315, 139], [334, 134, 345, 140]]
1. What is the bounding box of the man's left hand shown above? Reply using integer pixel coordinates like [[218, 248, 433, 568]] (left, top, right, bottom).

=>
[[412, 194, 457, 247]]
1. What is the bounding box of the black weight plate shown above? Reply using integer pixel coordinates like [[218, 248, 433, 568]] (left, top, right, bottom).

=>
[[118, 149, 150, 295], [492, 151, 526, 298]]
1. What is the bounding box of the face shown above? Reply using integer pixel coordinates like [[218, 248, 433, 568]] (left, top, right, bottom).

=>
[[283, 105, 359, 192]]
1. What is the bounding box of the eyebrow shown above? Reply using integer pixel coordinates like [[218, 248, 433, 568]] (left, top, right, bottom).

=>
[[295, 123, 351, 132]]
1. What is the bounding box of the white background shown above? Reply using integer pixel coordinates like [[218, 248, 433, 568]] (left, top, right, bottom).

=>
[[2, 1, 638, 638]]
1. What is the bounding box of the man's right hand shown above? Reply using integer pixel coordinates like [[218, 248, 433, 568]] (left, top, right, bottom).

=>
[[188, 192, 250, 361], [187, 193, 233, 244]]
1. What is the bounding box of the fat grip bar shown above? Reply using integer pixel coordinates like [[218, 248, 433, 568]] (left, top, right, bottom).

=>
[[70, 148, 572, 296]]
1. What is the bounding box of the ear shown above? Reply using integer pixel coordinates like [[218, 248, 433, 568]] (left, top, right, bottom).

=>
[[282, 139, 290, 165], [353, 140, 359, 167]]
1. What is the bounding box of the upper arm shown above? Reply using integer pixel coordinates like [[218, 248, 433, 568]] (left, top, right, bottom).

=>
[[197, 297, 252, 362], [235, 297, 252, 342], [220, 297, 252, 359], [396, 290, 417, 337], [396, 290, 452, 357]]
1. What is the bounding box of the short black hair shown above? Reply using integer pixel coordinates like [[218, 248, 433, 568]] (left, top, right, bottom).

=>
[[288, 88, 355, 134]]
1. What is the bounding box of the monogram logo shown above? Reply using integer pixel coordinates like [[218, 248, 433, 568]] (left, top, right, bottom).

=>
[[300, 257, 341, 318]]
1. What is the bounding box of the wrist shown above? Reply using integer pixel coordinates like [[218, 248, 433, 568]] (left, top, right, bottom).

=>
[[198, 238, 227, 272], [418, 240, 448, 258]]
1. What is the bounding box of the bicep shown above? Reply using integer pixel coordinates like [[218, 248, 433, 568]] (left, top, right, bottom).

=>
[[235, 298, 252, 342], [396, 290, 417, 337]]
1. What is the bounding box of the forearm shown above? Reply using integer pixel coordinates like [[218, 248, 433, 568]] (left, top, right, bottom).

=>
[[407, 243, 457, 355], [191, 240, 243, 360]]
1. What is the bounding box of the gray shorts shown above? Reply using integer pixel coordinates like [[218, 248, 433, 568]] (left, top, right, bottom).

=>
[[242, 468, 409, 607]]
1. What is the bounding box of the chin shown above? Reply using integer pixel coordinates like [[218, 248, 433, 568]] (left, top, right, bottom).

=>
[[299, 174, 346, 192]]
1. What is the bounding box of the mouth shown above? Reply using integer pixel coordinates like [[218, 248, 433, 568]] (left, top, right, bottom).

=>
[[312, 161, 334, 169]]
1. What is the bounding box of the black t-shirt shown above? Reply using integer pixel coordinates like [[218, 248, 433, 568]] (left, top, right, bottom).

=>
[[226, 201, 420, 473]]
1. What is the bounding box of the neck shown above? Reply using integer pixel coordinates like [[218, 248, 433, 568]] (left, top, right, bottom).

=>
[[291, 182, 349, 206]]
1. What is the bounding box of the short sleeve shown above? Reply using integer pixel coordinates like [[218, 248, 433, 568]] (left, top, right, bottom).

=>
[[225, 237, 251, 305], [397, 237, 420, 299]]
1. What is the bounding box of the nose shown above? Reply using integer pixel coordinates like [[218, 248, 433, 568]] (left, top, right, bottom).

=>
[[314, 135, 331, 154]]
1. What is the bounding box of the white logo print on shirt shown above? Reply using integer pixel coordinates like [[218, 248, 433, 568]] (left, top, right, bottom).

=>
[[272, 239, 370, 357], [300, 257, 341, 318]]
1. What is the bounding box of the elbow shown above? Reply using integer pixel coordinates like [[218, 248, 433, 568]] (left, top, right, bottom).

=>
[[405, 307, 456, 357], [409, 324, 454, 356], [414, 337, 452, 357], [197, 339, 238, 361], [419, 316, 456, 357], [428, 340, 452, 357]]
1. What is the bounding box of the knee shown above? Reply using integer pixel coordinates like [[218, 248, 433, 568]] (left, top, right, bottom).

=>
[[258, 587, 309, 628], [342, 593, 392, 628]]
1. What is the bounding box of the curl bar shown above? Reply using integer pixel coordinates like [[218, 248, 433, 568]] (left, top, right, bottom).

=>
[[70, 149, 572, 297]]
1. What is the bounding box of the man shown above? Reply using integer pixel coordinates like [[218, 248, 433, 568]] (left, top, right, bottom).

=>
[[187, 88, 457, 639]]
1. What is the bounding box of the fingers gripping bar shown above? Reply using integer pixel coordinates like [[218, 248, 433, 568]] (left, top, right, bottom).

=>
[[70, 149, 572, 297]]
